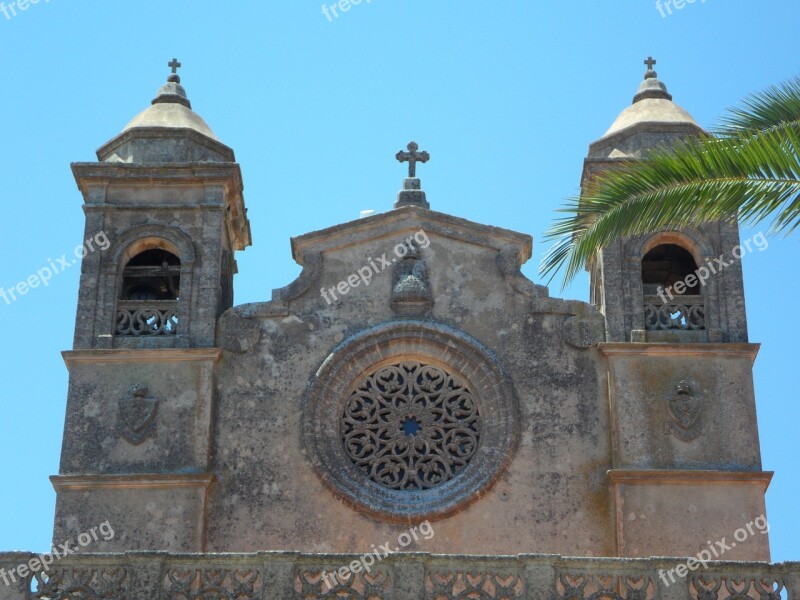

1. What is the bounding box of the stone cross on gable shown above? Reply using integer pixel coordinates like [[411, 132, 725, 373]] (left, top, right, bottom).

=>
[[168, 58, 182, 74], [644, 56, 657, 71], [396, 141, 430, 178]]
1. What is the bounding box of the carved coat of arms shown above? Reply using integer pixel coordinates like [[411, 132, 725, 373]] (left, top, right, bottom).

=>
[[665, 380, 702, 441], [118, 384, 158, 445]]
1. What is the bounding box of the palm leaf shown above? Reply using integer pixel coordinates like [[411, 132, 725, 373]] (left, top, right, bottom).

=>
[[540, 76, 800, 287], [719, 77, 800, 134]]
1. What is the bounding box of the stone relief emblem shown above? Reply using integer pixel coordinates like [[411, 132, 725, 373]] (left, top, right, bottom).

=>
[[665, 380, 702, 441], [341, 362, 481, 490], [117, 384, 158, 445], [391, 243, 432, 316]]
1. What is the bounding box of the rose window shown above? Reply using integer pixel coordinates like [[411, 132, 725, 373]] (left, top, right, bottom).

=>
[[304, 321, 519, 520], [341, 362, 482, 491]]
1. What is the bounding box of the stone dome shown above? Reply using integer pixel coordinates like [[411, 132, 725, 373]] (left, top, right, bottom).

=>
[[96, 67, 233, 163], [122, 80, 219, 141], [588, 62, 705, 159]]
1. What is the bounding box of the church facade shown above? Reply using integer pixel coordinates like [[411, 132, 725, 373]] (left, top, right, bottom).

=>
[[0, 60, 794, 600]]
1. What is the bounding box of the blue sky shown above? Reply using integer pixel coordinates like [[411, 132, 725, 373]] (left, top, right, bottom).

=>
[[0, 1, 797, 561]]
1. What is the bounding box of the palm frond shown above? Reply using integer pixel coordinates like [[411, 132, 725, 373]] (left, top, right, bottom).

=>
[[540, 124, 800, 286], [719, 77, 800, 134]]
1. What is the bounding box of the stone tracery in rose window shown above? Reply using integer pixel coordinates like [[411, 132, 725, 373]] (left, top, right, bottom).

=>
[[341, 362, 482, 491]]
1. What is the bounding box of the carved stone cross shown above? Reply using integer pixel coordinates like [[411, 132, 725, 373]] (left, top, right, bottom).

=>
[[168, 58, 182, 74], [644, 56, 657, 70], [396, 141, 430, 178]]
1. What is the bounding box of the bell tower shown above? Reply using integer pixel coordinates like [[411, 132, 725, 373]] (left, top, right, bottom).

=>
[[70, 58, 250, 349], [585, 59, 771, 559], [584, 58, 748, 344], [52, 61, 251, 551]]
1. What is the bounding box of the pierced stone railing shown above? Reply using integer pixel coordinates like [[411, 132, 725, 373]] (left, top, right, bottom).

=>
[[644, 295, 705, 331], [115, 301, 178, 336], [0, 551, 795, 600]]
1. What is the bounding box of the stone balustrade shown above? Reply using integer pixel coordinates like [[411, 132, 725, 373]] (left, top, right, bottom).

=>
[[0, 552, 795, 600], [643, 295, 706, 331], [115, 301, 179, 336]]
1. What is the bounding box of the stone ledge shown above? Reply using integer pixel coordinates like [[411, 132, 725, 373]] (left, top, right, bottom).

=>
[[598, 342, 760, 361], [50, 473, 215, 491], [607, 469, 773, 489], [62, 348, 223, 366]]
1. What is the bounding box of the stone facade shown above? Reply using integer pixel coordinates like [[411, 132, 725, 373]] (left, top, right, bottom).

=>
[[4, 59, 784, 600]]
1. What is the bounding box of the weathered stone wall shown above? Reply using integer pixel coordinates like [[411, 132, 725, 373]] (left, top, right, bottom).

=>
[[207, 209, 611, 555], [50, 203, 771, 558]]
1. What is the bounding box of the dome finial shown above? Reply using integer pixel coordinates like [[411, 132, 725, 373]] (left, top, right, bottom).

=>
[[167, 58, 182, 83], [644, 56, 658, 79], [633, 56, 673, 103], [151, 58, 191, 109]]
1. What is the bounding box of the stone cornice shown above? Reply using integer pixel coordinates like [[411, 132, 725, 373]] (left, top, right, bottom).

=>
[[608, 469, 773, 490], [71, 162, 243, 190], [95, 127, 235, 162], [70, 162, 251, 250], [598, 342, 760, 362], [62, 348, 222, 367], [50, 473, 216, 491], [291, 205, 533, 264], [588, 121, 705, 157], [82, 203, 227, 212]]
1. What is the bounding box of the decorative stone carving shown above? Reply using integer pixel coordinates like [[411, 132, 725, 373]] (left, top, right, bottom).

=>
[[426, 568, 525, 599], [294, 567, 392, 599], [690, 575, 785, 600], [116, 301, 179, 336], [391, 244, 433, 316], [557, 573, 654, 600], [643, 296, 705, 331], [665, 380, 703, 441], [304, 320, 520, 521], [32, 567, 129, 600], [342, 361, 481, 491], [118, 384, 158, 445], [162, 568, 262, 600]]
